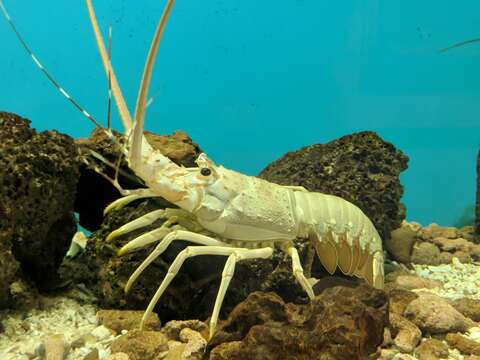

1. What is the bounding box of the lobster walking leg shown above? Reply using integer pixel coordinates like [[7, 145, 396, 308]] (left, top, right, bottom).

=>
[[285, 246, 315, 300]]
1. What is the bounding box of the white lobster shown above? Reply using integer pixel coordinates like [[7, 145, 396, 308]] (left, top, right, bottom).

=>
[[1, 0, 384, 339]]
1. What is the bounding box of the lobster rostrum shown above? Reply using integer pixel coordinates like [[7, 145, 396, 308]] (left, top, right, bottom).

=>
[[1, 0, 385, 339]]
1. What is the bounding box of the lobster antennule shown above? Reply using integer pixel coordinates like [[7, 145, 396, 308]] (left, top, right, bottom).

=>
[[130, 0, 176, 169]]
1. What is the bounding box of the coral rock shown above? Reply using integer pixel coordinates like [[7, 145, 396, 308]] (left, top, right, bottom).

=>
[[0, 112, 79, 305], [209, 285, 388, 359]]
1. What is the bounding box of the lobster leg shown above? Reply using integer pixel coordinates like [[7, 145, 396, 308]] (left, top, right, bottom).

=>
[[103, 190, 160, 215], [138, 245, 274, 338], [285, 246, 315, 300], [125, 231, 227, 293]]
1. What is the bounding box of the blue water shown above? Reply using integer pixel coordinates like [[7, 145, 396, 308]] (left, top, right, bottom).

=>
[[0, 0, 478, 227]]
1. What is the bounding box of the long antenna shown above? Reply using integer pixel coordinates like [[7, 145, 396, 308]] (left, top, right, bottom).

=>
[[439, 37, 480, 53], [107, 24, 113, 129], [0, 0, 103, 129]]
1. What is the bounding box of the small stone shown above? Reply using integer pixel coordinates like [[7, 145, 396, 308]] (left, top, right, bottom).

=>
[[438, 252, 453, 264], [179, 328, 207, 359], [404, 293, 475, 334], [411, 242, 440, 265], [110, 330, 168, 360], [105, 353, 130, 360], [83, 348, 99, 360], [446, 333, 480, 356], [394, 275, 443, 290], [97, 310, 161, 333], [41, 334, 69, 360], [379, 348, 399, 360], [71, 337, 86, 349], [161, 320, 208, 341], [389, 313, 421, 353], [386, 226, 417, 263], [91, 325, 112, 340], [388, 288, 418, 316], [452, 251, 472, 263], [414, 338, 449, 360]]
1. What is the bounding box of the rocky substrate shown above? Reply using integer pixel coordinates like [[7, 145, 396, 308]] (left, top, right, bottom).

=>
[[2, 227, 480, 360]]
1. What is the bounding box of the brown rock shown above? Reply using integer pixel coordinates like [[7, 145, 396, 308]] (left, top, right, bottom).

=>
[[414, 338, 449, 360], [451, 298, 480, 322], [209, 286, 388, 360], [446, 333, 480, 356], [389, 313, 422, 353], [411, 242, 441, 265], [394, 275, 443, 291], [110, 330, 168, 360], [420, 224, 459, 240], [452, 251, 472, 263], [42, 334, 69, 360], [97, 310, 161, 333], [378, 348, 399, 359], [404, 293, 475, 334], [438, 252, 454, 264], [83, 348, 99, 360], [386, 226, 417, 263], [161, 320, 208, 341], [105, 354, 130, 360], [388, 288, 418, 316], [465, 356, 480, 360]]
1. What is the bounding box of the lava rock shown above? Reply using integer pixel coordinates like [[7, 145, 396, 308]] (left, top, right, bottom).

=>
[[0, 112, 79, 303], [259, 131, 408, 244], [208, 285, 388, 360]]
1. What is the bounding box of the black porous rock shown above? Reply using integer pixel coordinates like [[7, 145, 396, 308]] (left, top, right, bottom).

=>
[[0, 112, 79, 304], [259, 131, 409, 243]]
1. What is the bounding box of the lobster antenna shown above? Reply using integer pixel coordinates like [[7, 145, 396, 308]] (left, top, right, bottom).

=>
[[0, 0, 103, 129], [130, 0, 175, 166], [439, 37, 480, 53], [107, 24, 113, 129], [133, 0, 176, 130], [85, 0, 133, 132]]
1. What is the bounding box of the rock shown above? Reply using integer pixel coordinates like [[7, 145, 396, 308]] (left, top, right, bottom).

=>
[[259, 131, 409, 242], [178, 327, 207, 359], [0, 112, 79, 304], [446, 333, 480, 356], [83, 348, 99, 360], [97, 310, 161, 333], [161, 320, 208, 340], [386, 226, 417, 263], [41, 334, 69, 360], [209, 286, 388, 359], [420, 224, 459, 240], [91, 325, 113, 341], [110, 330, 168, 360], [105, 353, 130, 360], [404, 293, 475, 334], [450, 298, 480, 322], [438, 252, 454, 264], [379, 348, 399, 359], [414, 338, 449, 360], [411, 242, 441, 265], [389, 313, 422, 353], [388, 288, 418, 317], [393, 275, 443, 291], [75, 128, 203, 231]]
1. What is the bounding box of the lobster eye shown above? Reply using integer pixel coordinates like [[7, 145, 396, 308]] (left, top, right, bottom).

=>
[[200, 168, 211, 176]]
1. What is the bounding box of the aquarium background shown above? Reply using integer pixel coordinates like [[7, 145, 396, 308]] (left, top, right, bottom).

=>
[[0, 0, 478, 227]]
